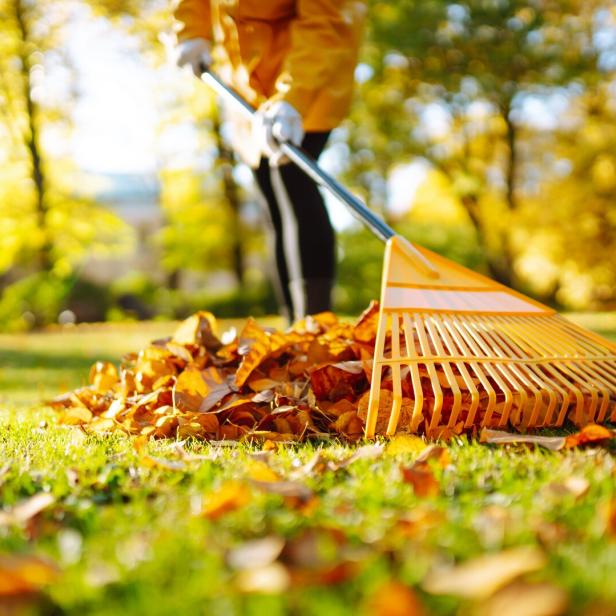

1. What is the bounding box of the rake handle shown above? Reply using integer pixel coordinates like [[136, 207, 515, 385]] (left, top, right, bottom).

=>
[[201, 70, 395, 243]]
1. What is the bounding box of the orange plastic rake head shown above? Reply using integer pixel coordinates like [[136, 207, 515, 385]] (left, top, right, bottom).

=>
[[198, 72, 616, 437], [364, 236, 616, 437]]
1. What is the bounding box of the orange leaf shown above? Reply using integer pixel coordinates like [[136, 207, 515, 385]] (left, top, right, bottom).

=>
[[246, 460, 281, 483], [400, 462, 439, 498], [235, 319, 273, 387], [0, 554, 60, 596], [172, 311, 221, 350], [89, 361, 118, 392], [200, 481, 251, 520], [416, 445, 451, 467], [353, 300, 380, 343], [173, 366, 231, 413], [564, 423, 615, 448], [59, 406, 92, 425], [364, 580, 426, 616]]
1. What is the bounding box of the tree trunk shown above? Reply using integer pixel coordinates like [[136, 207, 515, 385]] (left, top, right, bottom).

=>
[[14, 0, 52, 272], [496, 100, 520, 288], [459, 193, 513, 286], [212, 111, 245, 286], [167, 269, 181, 290]]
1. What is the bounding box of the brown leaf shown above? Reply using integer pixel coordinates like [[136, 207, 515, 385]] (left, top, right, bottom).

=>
[[310, 363, 368, 402], [422, 546, 547, 599], [280, 528, 361, 587], [400, 462, 439, 497], [357, 390, 415, 435]]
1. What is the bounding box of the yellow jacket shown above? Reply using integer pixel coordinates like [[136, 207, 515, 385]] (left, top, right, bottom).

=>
[[174, 0, 366, 132]]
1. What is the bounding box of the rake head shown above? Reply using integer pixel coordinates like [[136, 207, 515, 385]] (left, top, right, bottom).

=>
[[364, 237, 616, 437]]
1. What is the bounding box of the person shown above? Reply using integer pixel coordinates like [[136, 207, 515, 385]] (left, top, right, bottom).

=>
[[174, 0, 366, 323]]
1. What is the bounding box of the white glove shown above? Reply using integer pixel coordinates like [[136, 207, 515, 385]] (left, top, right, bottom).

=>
[[253, 100, 304, 165], [175, 38, 212, 76]]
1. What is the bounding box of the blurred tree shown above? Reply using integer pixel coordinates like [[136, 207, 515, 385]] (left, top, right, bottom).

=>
[[348, 0, 607, 290], [0, 0, 132, 281], [0, 0, 61, 272], [519, 86, 616, 309]]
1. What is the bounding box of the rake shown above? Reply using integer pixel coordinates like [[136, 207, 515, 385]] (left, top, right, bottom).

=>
[[201, 70, 616, 437]]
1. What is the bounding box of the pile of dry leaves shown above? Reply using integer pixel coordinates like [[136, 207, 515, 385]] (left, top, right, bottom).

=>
[[47, 304, 616, 443], [49, 305, 386, 441]]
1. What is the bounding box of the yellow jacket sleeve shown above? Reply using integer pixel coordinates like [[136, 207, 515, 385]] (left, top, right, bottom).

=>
[[273, 0, 366, 118], [173, 0, 213, 42]]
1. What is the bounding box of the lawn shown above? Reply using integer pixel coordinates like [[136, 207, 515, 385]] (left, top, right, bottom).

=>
[[1, 314, 615, 615]]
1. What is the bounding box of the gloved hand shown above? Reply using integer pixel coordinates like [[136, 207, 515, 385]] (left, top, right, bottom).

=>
[[253, 100, 304, 165], [175, 38, 212, 76]]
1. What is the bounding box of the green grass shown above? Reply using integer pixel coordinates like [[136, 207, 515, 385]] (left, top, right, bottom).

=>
[[1, 314, 615, 615]]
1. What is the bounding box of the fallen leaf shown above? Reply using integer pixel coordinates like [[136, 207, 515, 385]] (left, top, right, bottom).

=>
[[564, 424, 615, 448], [172, 311, 221, 351], [200, 482, 251, 520], [251, 480, 313, 501], [50, 304, 616, 444], [0, 493, 55, 526], [276, 527, 363, 587], [386, 435, 427, 457], [480, 429, 565, 451], [58, 406, 93, 426], [328, 444, 384, 470], [600, 499, 616, 539], [235, 562, 290, 594], [246, 460, 281, 483], [416, 444, 451, 467], [422, 546, 547, 599], [546, 476, 590, 500], [353, 301, 380, 343], [364, 580, 426, 616], [0, 554, 60, 596], [89, 361, 118, 392], [477, 580, 569, 616], [400, 462, 439, 498], [227, 536, 285, 571]]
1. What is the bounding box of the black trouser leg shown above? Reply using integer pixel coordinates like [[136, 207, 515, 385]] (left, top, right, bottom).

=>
[[253, 132, 335, 322]]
